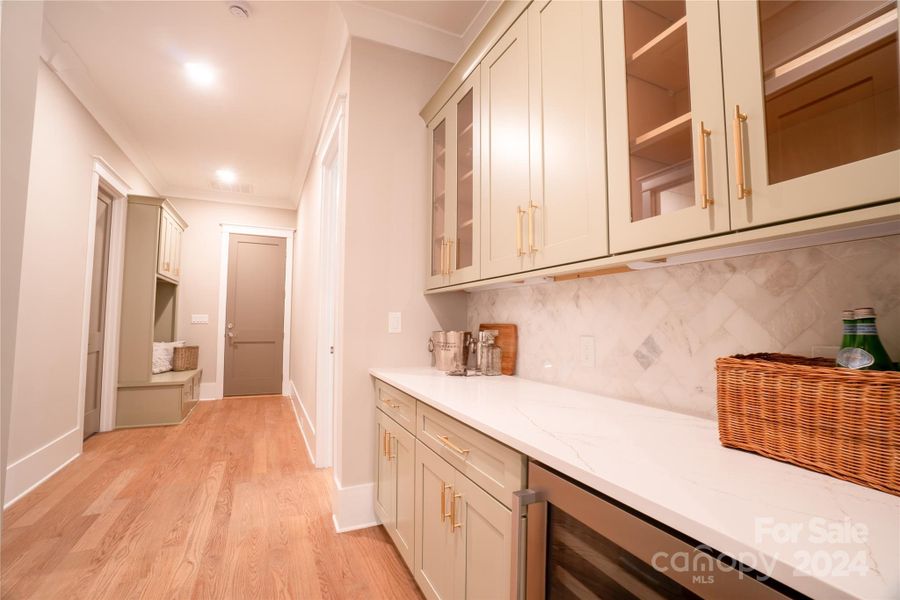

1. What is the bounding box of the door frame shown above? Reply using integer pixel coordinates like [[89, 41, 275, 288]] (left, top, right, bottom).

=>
[[77, 157, 130, 439], [214, 224, 294, 400]]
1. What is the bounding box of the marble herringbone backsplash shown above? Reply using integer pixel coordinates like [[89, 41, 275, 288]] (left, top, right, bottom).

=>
[[467, 235, 900, 419]]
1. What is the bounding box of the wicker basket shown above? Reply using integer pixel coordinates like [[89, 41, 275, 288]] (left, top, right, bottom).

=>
[[716, 353, 900, 496], [173, 345, 199, 371]]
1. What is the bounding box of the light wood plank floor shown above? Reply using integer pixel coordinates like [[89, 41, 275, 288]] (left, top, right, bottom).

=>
[[1, 396, 422, 600]]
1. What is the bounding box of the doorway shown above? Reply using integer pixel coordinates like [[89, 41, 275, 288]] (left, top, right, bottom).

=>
[[83, 188, 112, 439], [223, 233, 287, 396]]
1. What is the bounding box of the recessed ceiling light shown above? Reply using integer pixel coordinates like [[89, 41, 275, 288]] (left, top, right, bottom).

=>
[[215, 168, 237, 184], [184, 62, 216, 87]]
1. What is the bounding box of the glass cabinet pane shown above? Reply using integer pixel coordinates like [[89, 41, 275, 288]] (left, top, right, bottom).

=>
[[431, 119, 447, 277], [547, 506, 702, 599], [623, 0, 695, 223], [456, 89, 475, 272], [758, 0, 899, 184]]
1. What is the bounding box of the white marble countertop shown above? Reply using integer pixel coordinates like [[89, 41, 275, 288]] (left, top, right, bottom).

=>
[[369, 367, 899, 600]]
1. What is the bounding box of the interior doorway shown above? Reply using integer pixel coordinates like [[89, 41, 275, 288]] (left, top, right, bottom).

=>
[[83, 188, 113, 438], [223, 234, 287, 396]]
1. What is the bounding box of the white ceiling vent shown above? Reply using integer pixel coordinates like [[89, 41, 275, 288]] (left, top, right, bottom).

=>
[[210, 180, 254, 194]]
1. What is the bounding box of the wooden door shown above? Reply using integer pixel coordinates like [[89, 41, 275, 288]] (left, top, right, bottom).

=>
[[604, 0, 731, 253], [480, 13, 536, 279], [391, 419, 416, 571], [720, 0, 900, 229], [223, 234, 286, 396], [374, 410, 396, 528], [528, 0, 609, 268], [452, 474, 512, 600], [84, 190, 112, 439], [448, 69, 481, 286], [414, 441, 458, 600]]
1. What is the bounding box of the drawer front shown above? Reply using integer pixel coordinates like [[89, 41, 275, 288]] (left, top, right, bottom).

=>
[[416, 402, 525, 508], [375, 380, 416, 434]]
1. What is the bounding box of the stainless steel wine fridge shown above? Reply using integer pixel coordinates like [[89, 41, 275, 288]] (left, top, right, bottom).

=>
[[510, 462, 799, 599]]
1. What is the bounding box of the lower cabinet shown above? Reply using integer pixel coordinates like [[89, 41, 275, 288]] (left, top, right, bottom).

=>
[[375, 409, 416, 571], [414, 440, 511, 600]]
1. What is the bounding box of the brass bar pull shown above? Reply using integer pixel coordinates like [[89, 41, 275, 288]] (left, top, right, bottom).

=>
[[516, 207, 525, 256], [528, 202, 539, 253], [733, 105, 750, 199], [451, 492, 462, 530], [440, 482, 451, 523], [386, 436, 395, 461], [438, 434, 470, 456], [383, 431, 389, 456], [447, 239, 455, 274], [698, 122, 712, 209], [380, 398, 401, 409], [440, 240, 447, 275]]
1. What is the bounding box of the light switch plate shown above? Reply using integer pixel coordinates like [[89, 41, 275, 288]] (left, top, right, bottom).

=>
[[191, 314, 209, 324], [388, 312, 402, 334], [579, 336, 595, 367]]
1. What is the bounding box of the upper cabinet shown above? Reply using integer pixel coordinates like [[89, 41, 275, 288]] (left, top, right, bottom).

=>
[[604, 0, 730, 254], [157, 207, 185, 283], [720, 0, 900, 229], [428, 69, 481, 289]]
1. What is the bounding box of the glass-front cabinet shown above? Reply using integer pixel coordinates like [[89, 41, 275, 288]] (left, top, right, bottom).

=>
[[721, 0, 900, 230], [603, 0, 731, 254], [427, 69, 481, 289]]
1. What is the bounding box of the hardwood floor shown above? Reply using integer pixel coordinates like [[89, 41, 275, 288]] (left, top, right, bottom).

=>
[[1, 396, 423, 600]]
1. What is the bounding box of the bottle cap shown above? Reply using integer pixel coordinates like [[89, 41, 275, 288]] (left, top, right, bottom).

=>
[[841, 310, 854, 320], [853, 307, 876, 318]]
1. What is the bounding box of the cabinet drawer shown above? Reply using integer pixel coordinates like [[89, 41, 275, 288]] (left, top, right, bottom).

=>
[[375, 380, 416, 434], [416, 402, 525, 508]]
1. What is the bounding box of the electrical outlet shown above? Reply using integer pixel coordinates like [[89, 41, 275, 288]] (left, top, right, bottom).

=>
[[388, 312, 402, 334], [191, 314, 209, 324], [579, 336, 595, 367]]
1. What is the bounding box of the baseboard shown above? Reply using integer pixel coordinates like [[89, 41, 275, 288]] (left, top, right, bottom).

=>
[[331, 475, 377, 533], [199, 382, 219, 401], [4, 426, 81, 508], [288, 380, 315, 464]]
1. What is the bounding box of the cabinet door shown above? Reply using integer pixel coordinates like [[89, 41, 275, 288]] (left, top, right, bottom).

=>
[[528, 0, 608, 268], [449, 69, 481, 286], [414, 441, 458, 600], [157, 212, 170, 277], [170, 222, 182, 281], [427, 108, 453, 289], [604, 0, 731, 253], [452, 473, 512, 600], [481, 13, 536, 279], [374, 410, 395, 527], [720, 0, 900, 229], [391, 420, 416, 571]]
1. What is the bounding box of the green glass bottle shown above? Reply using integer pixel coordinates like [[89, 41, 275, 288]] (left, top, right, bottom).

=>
[[847, 307, 894, 371], [835, 310, 857, 368]]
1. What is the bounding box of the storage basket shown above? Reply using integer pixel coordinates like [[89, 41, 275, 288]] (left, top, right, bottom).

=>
[[716, 353, 900, 496], [173, 345, 199, 371]]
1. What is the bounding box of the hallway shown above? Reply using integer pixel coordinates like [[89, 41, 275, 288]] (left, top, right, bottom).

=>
[[1, 397, 421, 599]]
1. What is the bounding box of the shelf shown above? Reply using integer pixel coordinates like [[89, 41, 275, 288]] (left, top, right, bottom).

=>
[[764, 8, 898, 96], [627, 16, 689, 92], [630, 112, 692, 164], [458, 121, 474, 137]]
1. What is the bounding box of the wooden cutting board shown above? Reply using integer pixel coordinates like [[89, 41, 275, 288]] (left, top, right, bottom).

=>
[[479, 323, 517, 375]]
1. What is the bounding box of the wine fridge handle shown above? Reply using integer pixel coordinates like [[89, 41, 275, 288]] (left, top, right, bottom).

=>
[[510, 489, 541, 600]]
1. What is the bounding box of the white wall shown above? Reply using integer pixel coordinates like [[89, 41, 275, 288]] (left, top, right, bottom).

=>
[[4, 61, 157, 505], [168, 196, 295, 398], [335, 39, 466, 525], [0, 0, 45, 517]]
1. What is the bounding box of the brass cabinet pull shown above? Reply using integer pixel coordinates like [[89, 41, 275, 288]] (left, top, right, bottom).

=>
[[380, 397, 401, 410], [697, 122, 712, 209], [447, 239, 455, 274], [439, 240, 447, 275], [386, 436, 395, 461], [438, 434, 470, 456], [516, 207, 526, 256], [383, 431, 390, 456], [440, 482, 452, 523], [528, 202, 539, 253], [450, 492, 462, 530], [733, 105, 750, 199]]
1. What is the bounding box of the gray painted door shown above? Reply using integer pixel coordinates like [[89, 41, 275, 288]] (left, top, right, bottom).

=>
[[223, 234, 286, 396], [84, 190, 112, 438]]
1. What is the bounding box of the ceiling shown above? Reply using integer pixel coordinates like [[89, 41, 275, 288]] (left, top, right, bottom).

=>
[[41, 1, 491, 210]]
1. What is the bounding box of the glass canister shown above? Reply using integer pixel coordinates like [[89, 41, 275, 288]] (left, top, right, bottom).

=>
[[483, 345, 503, 376]]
